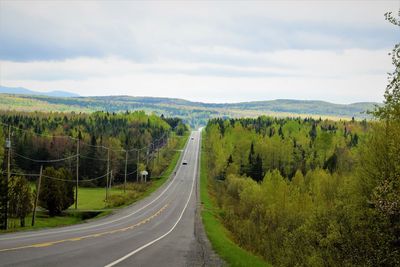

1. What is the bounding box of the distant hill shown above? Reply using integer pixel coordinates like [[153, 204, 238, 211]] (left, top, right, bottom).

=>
[[0, 93, 380, 128], [0, 86, 79, 97], [224, 99, 378, 117]]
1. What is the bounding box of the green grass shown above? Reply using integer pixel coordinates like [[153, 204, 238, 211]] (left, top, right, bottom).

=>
[[75, 187, 124, 210], [2, 133, 190, 234], [3, 211, 86, 233], [200, 131, 270, 267], [135, 132, 189, 200], [70, 135, 188, 210]]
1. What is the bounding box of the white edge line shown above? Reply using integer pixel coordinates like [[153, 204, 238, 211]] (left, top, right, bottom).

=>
[[104, 132, 199, 267], [0, 134, 192, 241]]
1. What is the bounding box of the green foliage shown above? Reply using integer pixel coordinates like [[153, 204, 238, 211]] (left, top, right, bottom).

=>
[[201, 11, 400, 266], [1, 125, 188, 233], [0, 110, 187, 187], [206, 116, 366, 182], [106, 190, 142, 208], [202, 114, 400, 266], [374, 10, 400, 122], [351, 12, 400, 265], [0, 127, 4, 167], [355, 114, 400, 266], [39, 167, 74, 216], [0, 93, 378, 129], [8, 176, 32, 227], [200, 132, 270, 267], [175, 121, 188, 135]]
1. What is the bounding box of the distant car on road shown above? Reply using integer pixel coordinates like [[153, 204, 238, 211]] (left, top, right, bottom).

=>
[[182, 160, 188, 165], [191, 137, 194, 140]]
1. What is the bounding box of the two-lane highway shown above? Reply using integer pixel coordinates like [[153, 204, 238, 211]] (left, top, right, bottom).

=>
[[0, 131, 203, 267]]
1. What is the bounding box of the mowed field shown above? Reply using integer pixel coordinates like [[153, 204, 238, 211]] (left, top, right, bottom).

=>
[[74, 187, 124, 210]]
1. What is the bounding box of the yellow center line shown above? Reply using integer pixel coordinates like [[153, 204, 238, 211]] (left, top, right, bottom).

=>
[[0, 203, 169, 253]]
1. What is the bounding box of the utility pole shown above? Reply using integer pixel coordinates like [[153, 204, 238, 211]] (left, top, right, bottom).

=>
[[124, 150, 128, 193], [146, 147, 149, 167], [157, 139, 160, 165], [1, 125, 11, 230], [106, 148, 110, 201], [167, 132, 170, 148], [152, 143, 155, 170], [136, 149, 139, 182], [32, 165, 43, 226], [7, 125, 10, 187], [109, 170, 113, 190], [75, 138, 79, 210]]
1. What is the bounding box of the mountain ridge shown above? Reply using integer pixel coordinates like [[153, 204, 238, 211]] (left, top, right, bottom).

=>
[[0, 86, 80, 97], [0, 89, 381, 127]]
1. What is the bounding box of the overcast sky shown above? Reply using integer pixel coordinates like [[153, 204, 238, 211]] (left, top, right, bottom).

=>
[[0, 1, 399, 103]]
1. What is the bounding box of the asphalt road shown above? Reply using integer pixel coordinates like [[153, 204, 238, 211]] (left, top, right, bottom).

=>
[[0, 130, 206, 267]]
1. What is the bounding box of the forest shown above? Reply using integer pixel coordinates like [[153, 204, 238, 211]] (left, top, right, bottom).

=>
[[0, 110, 187, 183], [0, 110, 188, 227], [204, 113, 399, 266], [0, 93, 376, 130], [202, 13, 400, 265]]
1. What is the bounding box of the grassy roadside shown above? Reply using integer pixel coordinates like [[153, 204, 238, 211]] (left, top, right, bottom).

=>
[[1, 133, 189, 234], [110, 132, 189, 207], [200, 131, 270, 267], [140, 132, 189, 199]]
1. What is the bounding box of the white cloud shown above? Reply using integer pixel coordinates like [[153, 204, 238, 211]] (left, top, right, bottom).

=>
[[0, 47, 392, 103], [0, 1, 398, 103]]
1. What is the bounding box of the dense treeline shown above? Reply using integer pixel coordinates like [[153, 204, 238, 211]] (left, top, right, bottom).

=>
[[0, 94, 216, 128], [204, 11, 400, 266], [206, 116, 365, 181], [205, 115, 399, 266], [0, 110, 188, 224], [0, 110, 188, 186]]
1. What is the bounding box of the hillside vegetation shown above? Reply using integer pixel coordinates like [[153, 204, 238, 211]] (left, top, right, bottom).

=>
[[0, 110, 188, 230], [201, 12, 400, 266], [203, 114, 399, 266], [0, 93, 378, 128]]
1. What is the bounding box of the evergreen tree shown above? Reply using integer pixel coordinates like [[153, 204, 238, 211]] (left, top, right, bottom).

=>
[[252, 154, 264, 182], [309, 123, 317, 141], [39, 167, 74, 216], [278, 126, 284, 139], [248, 142, 255, 165]]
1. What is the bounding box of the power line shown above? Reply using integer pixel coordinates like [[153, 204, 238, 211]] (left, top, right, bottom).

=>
[[115, 169, 137, 177], [79, 172, 110, 182], [79, 142, 109, 150], [0, 121, 78, 140], [1, 121, 169, 154], [2, 122, 172, 185], [79, 154, 137, 164], [12, 150, 78, 163], [7, 171, 111, 182], [79, 155, 108, 161]]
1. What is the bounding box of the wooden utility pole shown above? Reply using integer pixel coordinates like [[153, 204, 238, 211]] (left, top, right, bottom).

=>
[[136, 149, 139, 182], [109, 170, 113, 190], [157, 140, 160, 165], [7, 126, 10, 186], [31, 165, 43, 226], [152, 143, 155, 170], [124, 150, 128, 193], [75, 138, 79, 210], [106, 148, 110, 201], [2, 125, 11, 230], [167, 133, 170, 148], [146, 148, 149, 167]]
